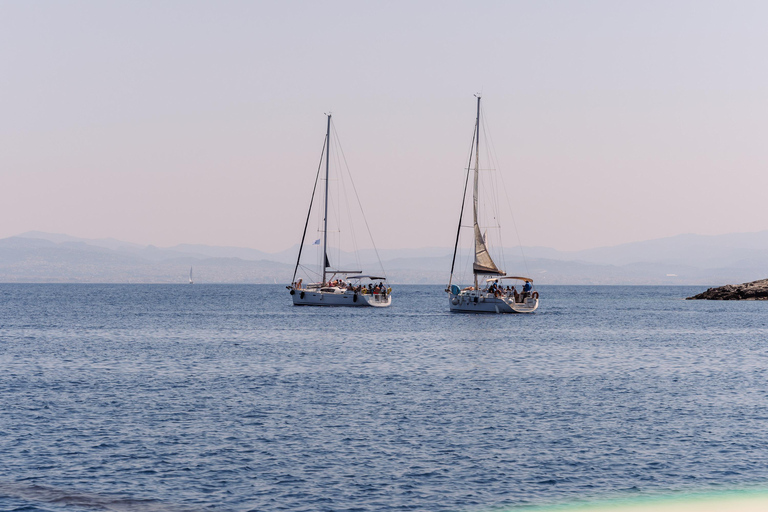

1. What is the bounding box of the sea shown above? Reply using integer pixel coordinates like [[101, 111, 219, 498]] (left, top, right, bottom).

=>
[[1, 284, 768, 512]]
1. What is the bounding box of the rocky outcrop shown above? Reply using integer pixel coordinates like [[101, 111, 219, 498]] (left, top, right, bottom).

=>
[[687, 278, 768, 300]]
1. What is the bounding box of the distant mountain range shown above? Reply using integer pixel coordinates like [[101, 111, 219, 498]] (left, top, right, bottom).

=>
[[0, 230, 766, 285]]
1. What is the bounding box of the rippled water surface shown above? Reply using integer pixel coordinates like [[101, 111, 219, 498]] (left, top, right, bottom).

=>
[[1, 284, 768, 511]]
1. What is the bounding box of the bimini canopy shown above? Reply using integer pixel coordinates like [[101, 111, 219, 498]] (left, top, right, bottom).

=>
[[486, 276, 534, 283], [346, 275, 386, 280]]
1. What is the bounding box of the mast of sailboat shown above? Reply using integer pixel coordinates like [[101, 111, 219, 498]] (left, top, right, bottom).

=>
[[473, 95, 481, 292], [470, 95, 504, 283], [322, 113, 331, 286]]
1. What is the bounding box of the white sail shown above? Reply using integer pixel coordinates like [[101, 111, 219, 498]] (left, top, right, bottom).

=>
[[473, 223, 502, 274]]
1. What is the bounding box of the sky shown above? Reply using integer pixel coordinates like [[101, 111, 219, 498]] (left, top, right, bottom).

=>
[[1, 0, 767, 252]]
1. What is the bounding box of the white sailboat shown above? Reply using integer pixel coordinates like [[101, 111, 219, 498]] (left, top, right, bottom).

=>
[[188, 267, 194, 284], [446, 96, 539, 313], [288, 114, 392, 307]]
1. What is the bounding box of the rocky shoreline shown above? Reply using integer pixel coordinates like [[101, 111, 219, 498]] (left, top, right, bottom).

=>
[[686, 278, 768, 300]]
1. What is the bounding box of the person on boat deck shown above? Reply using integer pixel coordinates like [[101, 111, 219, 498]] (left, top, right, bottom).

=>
[[522, 280, 532, 299]]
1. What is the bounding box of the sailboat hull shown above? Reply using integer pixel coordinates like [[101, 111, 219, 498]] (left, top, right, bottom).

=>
[[291, 290, 392, 307], [448, 293, 538, 314]]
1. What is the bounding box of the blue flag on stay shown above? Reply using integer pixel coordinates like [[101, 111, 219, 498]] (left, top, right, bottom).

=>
[[313, 239, 320, 245]]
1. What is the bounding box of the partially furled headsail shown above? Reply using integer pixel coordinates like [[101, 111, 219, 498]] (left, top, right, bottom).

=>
[[473, 222, 504, 274], [471, 99, 504, 277]]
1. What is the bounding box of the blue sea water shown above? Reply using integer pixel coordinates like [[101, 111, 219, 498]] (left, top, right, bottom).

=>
[[1, 284, 768, 512]]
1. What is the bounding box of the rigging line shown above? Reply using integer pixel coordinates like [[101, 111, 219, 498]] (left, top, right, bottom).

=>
[[484, 105, 531, 279], [478, 105, 501, 230], [449, 122, 478, 287], [314, 196, 323, 271], [328, 122, 349, 270], [479, 104, 505, 266], [332, 122, 388, 279], [331, 121, 362, 270], [297, 264, 322, 281], [328, 127, 343, 267], [292, 134, 328, 284], [475, 117, 499, 253], [340, 132, 362, 269]]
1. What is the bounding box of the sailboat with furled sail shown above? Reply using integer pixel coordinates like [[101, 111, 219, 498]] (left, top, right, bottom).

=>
[[288, 113, 392, 307], [446, 95, 539, 313]]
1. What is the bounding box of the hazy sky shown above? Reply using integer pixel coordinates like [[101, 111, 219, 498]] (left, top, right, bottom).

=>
[[1, 1, 767, 252]]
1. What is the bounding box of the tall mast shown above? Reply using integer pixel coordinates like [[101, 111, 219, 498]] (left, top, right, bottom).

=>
[[473, 95, 481, 292], [322, 113, 331, 285]]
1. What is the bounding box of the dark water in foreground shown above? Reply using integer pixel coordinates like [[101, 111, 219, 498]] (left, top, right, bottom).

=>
[[1, 284, 768, 512]]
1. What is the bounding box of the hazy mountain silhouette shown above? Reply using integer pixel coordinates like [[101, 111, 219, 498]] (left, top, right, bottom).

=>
[[2, 230, 767, 285]]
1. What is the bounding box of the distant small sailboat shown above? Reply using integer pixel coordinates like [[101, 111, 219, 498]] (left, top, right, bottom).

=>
[[189, 267, 194, 285]]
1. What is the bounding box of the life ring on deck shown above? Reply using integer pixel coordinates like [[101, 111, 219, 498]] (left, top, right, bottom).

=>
[[300, 291, 305, 299], [532, 291, 539, 299]]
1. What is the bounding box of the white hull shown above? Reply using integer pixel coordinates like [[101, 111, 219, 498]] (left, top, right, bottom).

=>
[[291, 289, 392, 307], [449, 292, 538, 314]]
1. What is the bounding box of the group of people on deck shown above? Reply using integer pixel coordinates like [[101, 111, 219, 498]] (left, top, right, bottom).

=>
[[293, 278, 388, 296], [486, 280, 533, 302], [326, 279, 388, 296]]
